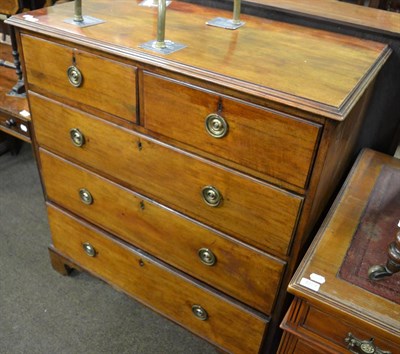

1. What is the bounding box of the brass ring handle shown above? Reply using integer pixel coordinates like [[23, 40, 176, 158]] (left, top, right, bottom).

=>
[[345, 333, 391, 354], [82, 242, 96, 257], [191, 305, 208, 321], [67, 65, 83, 87], [70, 128, 85, 147], [205, 113, 228, 138], [79, 188, 93, 205], [201, 186, 222, 207], [198, 248, 216, 266]]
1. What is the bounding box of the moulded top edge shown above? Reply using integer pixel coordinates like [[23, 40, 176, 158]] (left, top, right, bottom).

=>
[[6, 0, 392, 120]]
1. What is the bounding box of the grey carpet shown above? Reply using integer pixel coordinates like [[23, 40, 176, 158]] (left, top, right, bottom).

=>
[[0, 143, 217, 354]]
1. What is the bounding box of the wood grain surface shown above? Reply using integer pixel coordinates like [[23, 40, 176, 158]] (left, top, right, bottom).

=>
[[39, 148, 286, 314], [32, 94, 303, 257], [7, 0, 390, 119], [142, 71, 321, 189], [245, 0, 400, 36], [47, 204, 269, 354], [21, 34, 137, 123]]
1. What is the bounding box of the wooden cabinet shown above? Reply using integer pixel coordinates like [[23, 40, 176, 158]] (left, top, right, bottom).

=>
[[279, 149, 400, 354], [0, 42, 30, 142], [7, 1, 392, 352]]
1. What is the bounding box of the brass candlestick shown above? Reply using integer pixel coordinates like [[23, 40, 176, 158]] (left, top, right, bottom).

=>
[[139, 0, 186, 55], [74, 0, 84, 22], [64, 0, 104, 28], [206, 0, 245, 30], [154, 0, 167, 49]]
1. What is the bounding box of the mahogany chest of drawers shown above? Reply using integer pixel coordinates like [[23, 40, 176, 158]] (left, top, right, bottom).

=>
[[7, 1, 391, 352], [279, 149, 400, 354]]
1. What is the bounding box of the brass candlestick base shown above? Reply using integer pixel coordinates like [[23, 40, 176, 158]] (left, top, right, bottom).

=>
[[64, 0, 104, 28], [139, 40, 186, 55], [206, 17, 245, 30], [140, 0, 185, 55], [206, 0, 244, 30], [64, 16, 104, 28]]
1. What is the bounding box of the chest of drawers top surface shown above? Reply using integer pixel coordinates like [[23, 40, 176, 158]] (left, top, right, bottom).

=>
[[8, 0, 389, 119], [289, 149, 400, 339]]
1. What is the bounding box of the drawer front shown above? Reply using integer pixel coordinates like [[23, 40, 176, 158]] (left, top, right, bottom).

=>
[[0, 113, 30, 139], [47, 205, 268, 354], [40, 149, 285, 314], [142, 72, 321, 189], [21, 35, 137, 123], [32, 95, 302, 257], [303, 305, 400, 353]]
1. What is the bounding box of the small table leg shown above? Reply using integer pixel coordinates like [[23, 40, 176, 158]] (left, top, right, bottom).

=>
[[8, 23, 25, 97]]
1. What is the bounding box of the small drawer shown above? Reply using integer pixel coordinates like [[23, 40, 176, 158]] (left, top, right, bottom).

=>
[[47, 205, 269, 354], [40, 149, 286, 314], [21, 35, 137, 123], [302, 305, 400, 353], [0, 113, 30, 140], [142, 72, 322, 189], [32, 95, 302, 257]]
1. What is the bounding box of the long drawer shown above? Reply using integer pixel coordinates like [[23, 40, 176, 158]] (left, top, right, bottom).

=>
[[21, 34, 137, 123], [142, 72, 322, 189], [39, 149, 285, 314], [32, 94, 303, 257], [47, 205, 269, 354]]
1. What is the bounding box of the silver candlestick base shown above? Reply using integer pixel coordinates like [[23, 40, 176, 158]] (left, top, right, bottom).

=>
[[206, 17, 245, 30]]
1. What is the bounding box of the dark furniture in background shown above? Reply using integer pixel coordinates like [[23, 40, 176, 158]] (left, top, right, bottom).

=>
[[0, 0, 53, 96], [0, 41, 30, 152], [340, 0, 399, 10], [0, 1, 29, 153], [0, 0, 27, 98], [0, 0, 53, 152]]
